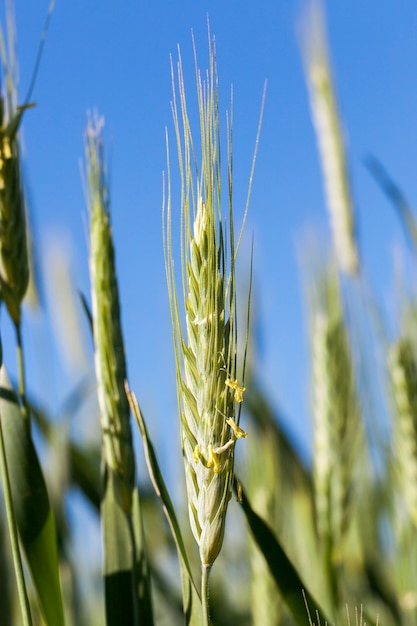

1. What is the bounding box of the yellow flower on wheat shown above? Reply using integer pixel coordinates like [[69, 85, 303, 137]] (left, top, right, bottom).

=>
[[225, 377, 246, 403]]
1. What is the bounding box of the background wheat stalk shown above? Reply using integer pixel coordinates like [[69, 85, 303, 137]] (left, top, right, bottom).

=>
[[0, 12, 35, 424], [0, 8, 38, 329], [86, 114, 135, 513], [301, 1, 358, 276], [307, 258, 362, 613], [389, 336, 417, 528]]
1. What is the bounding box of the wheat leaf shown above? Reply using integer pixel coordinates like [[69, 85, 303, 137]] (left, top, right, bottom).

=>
[[235, 477, 331, 626], [127, 384, 203, 625], [0, 365, 64, 626]]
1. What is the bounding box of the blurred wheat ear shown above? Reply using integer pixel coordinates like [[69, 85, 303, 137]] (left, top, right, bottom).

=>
[[85, 114, 153, 626], [0, 64, 29, 328], [389, 337, 417, 528], [305, 255, 363, 613], [86, 115, 135, 512], [300, 0, 359, 276]]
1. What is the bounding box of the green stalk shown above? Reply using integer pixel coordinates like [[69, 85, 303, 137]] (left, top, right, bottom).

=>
[[15, 322, 28, 420], [127, 511, 139, 623], [0, 410, 32, 626], [201, 564, 211, 626]]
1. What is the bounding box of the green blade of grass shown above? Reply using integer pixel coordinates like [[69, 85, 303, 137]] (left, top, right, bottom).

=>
[[365, 155, 417, 255], [29, 396, 101, 511], [0, 379, 32, 625], [70, 442, 101, 511], [0, 365, 64, 626], [126, 384, 203, 625], [0, 509, 14, 624], [235, 477, 331, 626], [245, 383, 312, 494]]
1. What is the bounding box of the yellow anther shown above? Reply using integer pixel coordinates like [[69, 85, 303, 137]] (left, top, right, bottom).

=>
[[193, 444, 201, 463], [2, 137, 11, 160], [225, 378, 246, 403], [226, 417, 247, 439], [207, 444, 220, 473], [194, 443, 220, 473]]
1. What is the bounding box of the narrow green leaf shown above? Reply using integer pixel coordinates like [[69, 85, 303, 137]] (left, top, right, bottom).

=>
[[245, 383, 312, 493], [79, 290, 94, 337], [29, 398, 101, 512], [0, 366, 65, 626], [363, 559, 402, 625], [365, 156, 417, 255], [235, 478, 331, 626], [0, 381, 32, 625], [0, 512, 14, 624], [126, 385, 203, 625], [70, 443, 101, 511]]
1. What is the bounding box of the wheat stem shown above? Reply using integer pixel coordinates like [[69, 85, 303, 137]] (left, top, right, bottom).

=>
[[15, 322, 28, 420], [201, 564, 211, 626]]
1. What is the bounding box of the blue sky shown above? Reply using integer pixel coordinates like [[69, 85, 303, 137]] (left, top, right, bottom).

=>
[[6, 0, 417, 481]]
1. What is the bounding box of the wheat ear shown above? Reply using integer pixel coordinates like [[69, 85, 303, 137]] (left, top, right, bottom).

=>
[[388, 337, 417, 527], [164, 34, 247, 575], [86, 115, 135, 513], [301, 1, 358, 275], [309, 261, 361, 606], [0, 19, 30, 326]]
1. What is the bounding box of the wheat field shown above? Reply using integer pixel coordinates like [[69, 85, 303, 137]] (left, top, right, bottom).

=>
[[0, 2, 416, 625]]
